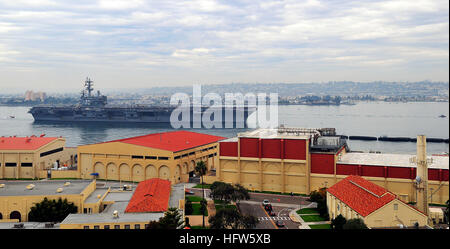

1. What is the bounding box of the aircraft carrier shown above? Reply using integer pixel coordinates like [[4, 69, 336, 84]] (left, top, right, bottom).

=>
[[28, 78, 256, 127]]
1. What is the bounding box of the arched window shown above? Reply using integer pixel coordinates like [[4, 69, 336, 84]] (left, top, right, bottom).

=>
[[10, 211, 21, 222], [0, 212, 3, 219]]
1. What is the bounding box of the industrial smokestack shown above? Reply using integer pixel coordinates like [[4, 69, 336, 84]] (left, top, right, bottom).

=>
[[416, 135, 429, 216]]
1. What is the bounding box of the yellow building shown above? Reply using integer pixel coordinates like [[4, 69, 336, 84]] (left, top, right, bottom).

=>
[[78, 131, 225, 184], [0, 179, 96, 222], [59, 179, 186, 229], [326, 175, 429, 228], [0, 136, 76, 180], [215, 128, 449, 205]]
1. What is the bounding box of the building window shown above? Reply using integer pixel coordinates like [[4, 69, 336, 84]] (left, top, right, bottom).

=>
[[94, 225, 100, 229], [145, 156, 157, 160], [104, 225, 110, 229], [394, 204, 398, 211], [124, 224, 130, 229], [21, 163, 33, 167], [337, 204, 340, 211], [40, 147, 64, 157], [134, 224, 140, 229], [145, 224, 150, 229], [83, 226, 89, 229], [188, 152, 195, 155], [158, 157, 169, 160], [114, 225, 120, 229], [5, 162, 17, 167], [132, 155, 144, 159], [174, 156, 181, 159]]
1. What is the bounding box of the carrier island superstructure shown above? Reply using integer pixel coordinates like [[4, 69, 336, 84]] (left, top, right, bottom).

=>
[[28, 78, 256, 127]]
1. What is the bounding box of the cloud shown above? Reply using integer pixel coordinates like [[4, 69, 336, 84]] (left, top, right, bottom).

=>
[[0, 0, 448, 88]]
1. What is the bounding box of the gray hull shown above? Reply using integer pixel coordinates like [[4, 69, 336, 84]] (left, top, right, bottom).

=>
[[29, 106, 255, 127]]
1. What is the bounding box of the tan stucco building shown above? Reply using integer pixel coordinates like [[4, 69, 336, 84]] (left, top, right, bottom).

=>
[[0, 136, 76, 180], [214, 128, 449, 205], [78, 131, 225, 184], [327, 175, 429, 228], [0, 179, 96, 222]]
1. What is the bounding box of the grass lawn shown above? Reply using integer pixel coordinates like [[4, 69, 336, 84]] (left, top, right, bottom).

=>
[[186, 196, 205, 202], [215, 204, 237, 211], [213, 199, 230, 205], [309, 224, 331, 229], [193, 183, 212, 189], [191, 203, 208, 216], [300, 215, 327, 222], [296, 208, 319, 215]]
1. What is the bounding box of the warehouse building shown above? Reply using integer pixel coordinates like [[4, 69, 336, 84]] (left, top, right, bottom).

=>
[[326, 175, 428, 228], [215, 128, 449, 205], [0, 136, 76, 179], [78, 131, 225, 184]]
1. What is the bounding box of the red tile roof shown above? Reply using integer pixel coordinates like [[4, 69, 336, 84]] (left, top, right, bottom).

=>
[[0, 136, 59, 150], [104, 130, 226, 152], [125, 178, 171, 213], [326, 175, 396, 217]]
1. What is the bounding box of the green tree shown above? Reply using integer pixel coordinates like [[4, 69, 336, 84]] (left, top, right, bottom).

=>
[[209, 208, 259, 229], [232, 184, 250, 204], [308, 188, 329, 220], [195, 160, 208, 227], [200, 199, 208, 216], [210, 182, 234, 203], [28, 197, 77, 223], [343, 218, 368, 229], [331, 214, 347, 229], [147, 207, 184, 229], [185, 199, 193, 215], [445, 200, 449, 224]]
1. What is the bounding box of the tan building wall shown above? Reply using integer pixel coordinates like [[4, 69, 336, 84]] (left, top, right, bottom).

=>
[[78, 141, 220, 185], [60, 221, 151, 229], [0, 180, 96, 222], [0, 138, 76, 180], [327, 192, 428, 228], [218, 155, 448, 204]]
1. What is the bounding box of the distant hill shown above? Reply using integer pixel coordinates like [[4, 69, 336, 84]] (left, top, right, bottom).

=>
[[103, 81, 449, 97]]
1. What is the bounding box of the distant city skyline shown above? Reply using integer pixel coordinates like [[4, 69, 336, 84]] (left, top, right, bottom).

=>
[[0, 0, 448, 90]]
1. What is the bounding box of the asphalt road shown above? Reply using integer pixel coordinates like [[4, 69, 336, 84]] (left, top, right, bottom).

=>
[[188, 187, 312, 229]]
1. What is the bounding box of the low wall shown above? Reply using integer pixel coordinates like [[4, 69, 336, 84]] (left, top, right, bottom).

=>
[[37, 170, 80, 179]]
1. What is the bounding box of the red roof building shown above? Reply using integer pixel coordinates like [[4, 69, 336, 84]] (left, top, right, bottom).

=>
[[326, 175, 429, 227], [125, 178, 171, 213], [103, 130, 225, 152], [0, 136, 59, 150], [327, 175, 397, 217]]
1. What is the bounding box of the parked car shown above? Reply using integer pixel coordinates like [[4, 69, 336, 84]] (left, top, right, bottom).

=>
[[276, 220, 285, 227], [262, 199, 270, 206], [185, 189, 195, 195], [264, 204, 273, 212]]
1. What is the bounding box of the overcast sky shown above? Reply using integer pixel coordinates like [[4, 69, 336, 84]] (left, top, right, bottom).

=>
[[0, 0, 448, 91]]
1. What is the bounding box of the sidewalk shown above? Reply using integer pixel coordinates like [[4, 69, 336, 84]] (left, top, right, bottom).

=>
[[289, 202, 331, 229]]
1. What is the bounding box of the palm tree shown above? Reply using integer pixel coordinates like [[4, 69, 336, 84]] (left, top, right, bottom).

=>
[[195, 160, 207, 227]]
